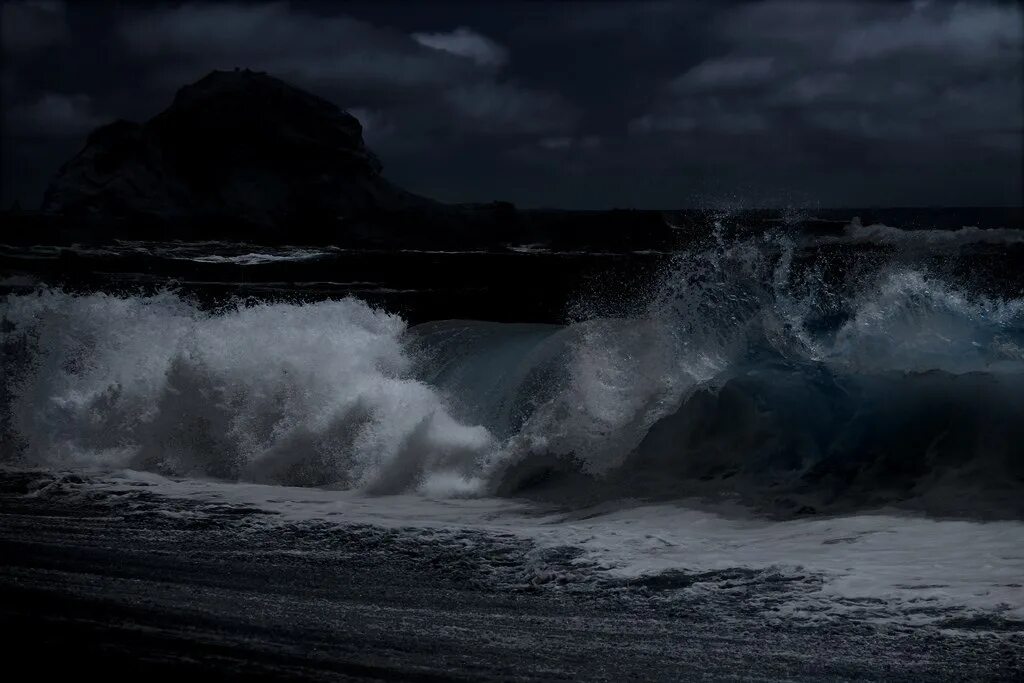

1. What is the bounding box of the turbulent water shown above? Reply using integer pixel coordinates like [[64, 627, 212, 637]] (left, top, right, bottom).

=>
[[2, 222, 1023, 517]]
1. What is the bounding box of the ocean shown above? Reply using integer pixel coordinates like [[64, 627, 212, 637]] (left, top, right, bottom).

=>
[[2, 208, 1023, 679]]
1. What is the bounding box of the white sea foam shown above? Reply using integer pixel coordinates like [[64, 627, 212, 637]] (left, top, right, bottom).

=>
[[183, 249, 333, 265], [2, 233, 1023, 500], [2, 291, 494, 491], [816, 218, 1024, 247], [42, 469, 1024, 627]]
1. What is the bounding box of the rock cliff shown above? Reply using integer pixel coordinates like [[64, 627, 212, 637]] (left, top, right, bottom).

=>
[[42, 69, 428, 227]]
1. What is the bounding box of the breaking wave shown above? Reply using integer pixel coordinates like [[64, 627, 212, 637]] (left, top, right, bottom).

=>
[[2, 230, 1023, 515], [814, 218, 1024, 247]]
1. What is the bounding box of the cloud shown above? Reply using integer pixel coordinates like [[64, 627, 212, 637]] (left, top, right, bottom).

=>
[[769, 72, 854, 106], [1, 0, 68, 53], [115, 2, 572, 139], [4, 92, 104, 136], [554, 1, 704, 37], [629, 107, 766, 136], [117, 2, 475, 90], [833, 2, 1021, 64], [412, 27, 508, 68], [671, 56, 776, 91], [632, 0, 1023, 146], [3, 0, 1020, 209], [628, 114, 696, 135], [346, 107, 393, 142], [538, 135, 602, 151], [539, 136, 572, 150], [505, 134, 607, 179], [443, 82, 576, 135]]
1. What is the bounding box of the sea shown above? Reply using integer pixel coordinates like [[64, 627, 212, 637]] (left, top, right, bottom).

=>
[[1, 207, 1022, 679]]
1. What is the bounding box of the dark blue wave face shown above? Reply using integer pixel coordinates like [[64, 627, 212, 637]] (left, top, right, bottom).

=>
[[406, 232, 1024, 515], [2, 225, 1023, 516]]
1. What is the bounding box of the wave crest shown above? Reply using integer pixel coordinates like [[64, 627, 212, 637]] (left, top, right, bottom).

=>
[[3, 231, 1023, 514]]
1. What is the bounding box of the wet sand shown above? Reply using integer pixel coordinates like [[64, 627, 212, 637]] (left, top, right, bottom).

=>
[[2, 469, 1021, 681]]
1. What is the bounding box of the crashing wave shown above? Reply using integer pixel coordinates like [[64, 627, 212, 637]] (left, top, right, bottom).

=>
[[2, 231, 1023, 515], [814, 218, 1024, 247]]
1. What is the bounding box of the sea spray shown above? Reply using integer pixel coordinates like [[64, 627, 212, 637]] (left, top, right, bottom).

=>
[[1, 291, 493, 489], [3, 227, 1023, 512]]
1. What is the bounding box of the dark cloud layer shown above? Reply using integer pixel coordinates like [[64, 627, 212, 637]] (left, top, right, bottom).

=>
[[1, 0, 67, 53], [2, 0, 1021, 209]]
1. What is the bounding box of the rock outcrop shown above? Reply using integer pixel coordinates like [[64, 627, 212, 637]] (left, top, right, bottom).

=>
[[43, 69, 428, 228], [35, 69, 686, 249]]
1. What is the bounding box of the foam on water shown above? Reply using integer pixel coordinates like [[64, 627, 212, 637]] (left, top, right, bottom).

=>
[[183, 249, 334, 265], [1, 292, 493, 491], [816, 218, 1024, 247], [22, 468, 1023, 627], [2, 226, 1023, 510]]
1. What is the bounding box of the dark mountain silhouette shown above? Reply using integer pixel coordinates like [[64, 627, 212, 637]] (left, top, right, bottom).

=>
[[42, 69, 428, 228], [13, 70, 1022, 251], [22, 69, 683, 249]]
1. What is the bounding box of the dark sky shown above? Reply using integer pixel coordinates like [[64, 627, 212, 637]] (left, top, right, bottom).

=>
[[2, 0, 1022, 209]]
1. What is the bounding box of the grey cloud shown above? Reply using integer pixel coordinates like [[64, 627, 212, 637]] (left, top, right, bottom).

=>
[[1, 0, 1020, 210], [555, 1, 704, 36], [412, 27, 508, 68], [1, 0, 67, 53], [118, 2, 476, 90], [539, 136, 573, 150], [721, 1, 884, 48], [346, 107, 395, 142], [832, 2, 1021, 64], [628, 114, 696, 135], [671, 56, 776, 91], [504, 134, 609, 182], [630, 105, 767, 136], [634, 1, 1023, 144], [443, 82, 576, 135], [4, 92, 104, 136], [116, 2, 573, 139], [769, 72, 854, 106], [539, 135, 602, 151]]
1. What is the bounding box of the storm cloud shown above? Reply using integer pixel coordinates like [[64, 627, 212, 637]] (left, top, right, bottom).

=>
[[634, 1, 1021, 141], [1, 0, 1021, 209], [1, 0, 67, 53]]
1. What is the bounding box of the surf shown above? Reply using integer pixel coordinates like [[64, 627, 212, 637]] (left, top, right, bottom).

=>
[[2, 226, 1022, 516]]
